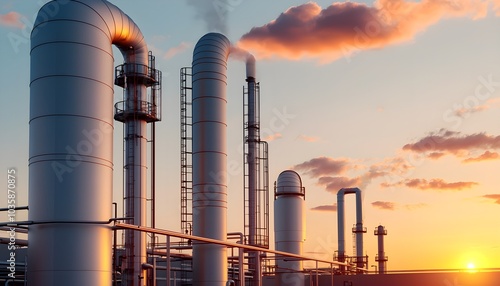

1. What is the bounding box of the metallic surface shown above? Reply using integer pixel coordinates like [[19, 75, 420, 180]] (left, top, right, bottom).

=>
[[191, 32, 231, 285], [274, 170, 305, 286], [246, 54, 260, 286], [337, 187, 364, 270], [29, 0, 147, 285], [375, 225, 388, 274]]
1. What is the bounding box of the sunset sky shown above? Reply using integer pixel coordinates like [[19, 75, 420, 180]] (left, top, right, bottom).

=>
[[1, 0, 500, 271]]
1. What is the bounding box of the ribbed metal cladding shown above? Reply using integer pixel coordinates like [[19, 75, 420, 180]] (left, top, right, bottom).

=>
[[274, 170, 305, 286], [191, 32, 231, 285], [29, 1, 147, 285]]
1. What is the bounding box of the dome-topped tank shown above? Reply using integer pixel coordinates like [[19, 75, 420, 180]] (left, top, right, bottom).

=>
[[275, 170, 305, 196], [274, 170, 305, 286]]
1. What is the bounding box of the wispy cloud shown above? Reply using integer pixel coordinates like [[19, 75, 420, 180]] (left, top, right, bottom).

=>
[[372, 201, 395, 210], [164, 42, 191, 60], [293, 157, 353, 178], [372, 201, 427, 211], [294, 155, 415, 193], [297, 134, 320, 142], [462, 151, 499, 163], [453, 105, 489, 118], [381, 178, 478, 191], [404, 203, 428, 210], [311, 204, 337, 212], [262, 132, 282, 141], [238, 0, 489, 62], [402, 129, 500, 161], [0, 11, 24, 29], [317, 176, 363, 193], [482, 194, 500, 204]]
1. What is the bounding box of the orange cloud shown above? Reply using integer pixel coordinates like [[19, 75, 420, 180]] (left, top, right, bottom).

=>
[[483, 194, 500, 204], [262, 132, 282, 141], [0, 11, 24, 29], [462, 151, 500, 163], [164, 42, 191, 59], [311, 204, 337, 212], [372, 201, 396, 210], [297, 134, 320, 142], [492, 0, 500, 15], [238, 0, 488, 62], [382, 178, 478, 191]]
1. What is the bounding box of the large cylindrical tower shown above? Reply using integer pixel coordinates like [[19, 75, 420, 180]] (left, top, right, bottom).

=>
[[29, 1, 148, 285], [274, 170, 305, 286], [191, 32, 231, 285]]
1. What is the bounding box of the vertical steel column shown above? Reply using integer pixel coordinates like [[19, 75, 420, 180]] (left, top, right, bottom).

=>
[[191, 33, 231, 286]]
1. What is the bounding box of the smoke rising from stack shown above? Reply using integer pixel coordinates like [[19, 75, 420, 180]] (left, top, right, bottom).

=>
[[229, 45, 255, 78], [186, 0, 228, 34], [238, 0, 490, 62]]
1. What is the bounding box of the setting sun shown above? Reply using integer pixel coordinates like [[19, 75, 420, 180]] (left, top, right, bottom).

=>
[[466, 262, 478, 273]]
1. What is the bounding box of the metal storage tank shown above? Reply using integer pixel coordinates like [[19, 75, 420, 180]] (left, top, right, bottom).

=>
[[274, 170, 305, 286]]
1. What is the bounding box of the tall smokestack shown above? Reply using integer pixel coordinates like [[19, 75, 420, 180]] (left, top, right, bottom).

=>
[[191, 32, 231, 286], [246, 52, 261, 286], [29, 0, 149, 285], [375, 225, 388, 274]]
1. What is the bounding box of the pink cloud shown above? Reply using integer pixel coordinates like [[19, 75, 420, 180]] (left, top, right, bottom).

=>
[[402, 129, 500, 160], [0, 11, 24, 29], [311, 204, 337, 212], [238, 0, 488, 62], [293, 157, 353, 178], [317, 176, 362, 193], [382, 178, 478, 191]]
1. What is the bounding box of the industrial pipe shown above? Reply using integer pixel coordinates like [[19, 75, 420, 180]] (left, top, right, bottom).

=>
[[337, 187, 365, 272], [29, 0, 148, 285]]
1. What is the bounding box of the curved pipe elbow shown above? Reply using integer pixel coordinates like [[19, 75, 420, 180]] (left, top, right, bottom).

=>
[[32, 0, 148, 65]]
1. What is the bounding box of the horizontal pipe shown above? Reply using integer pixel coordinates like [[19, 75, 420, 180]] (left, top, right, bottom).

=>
[[115, 222, 365, 270]]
